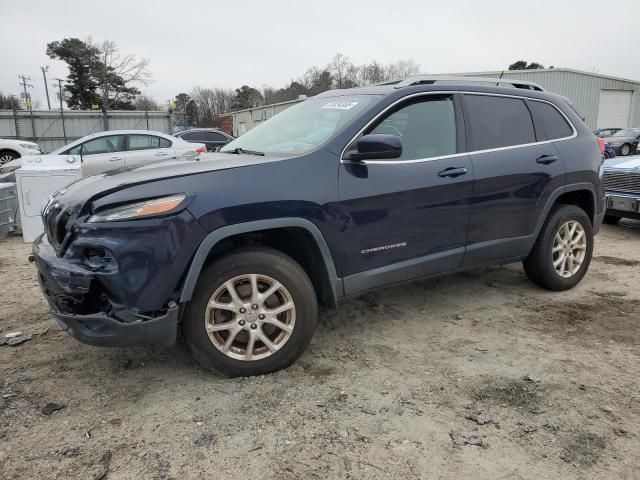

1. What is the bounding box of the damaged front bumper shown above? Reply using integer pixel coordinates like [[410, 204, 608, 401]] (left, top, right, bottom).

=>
[[32, 233, 179, 347]]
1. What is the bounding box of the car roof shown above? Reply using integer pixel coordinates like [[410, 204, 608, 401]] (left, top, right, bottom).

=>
[[316, 82, 566, 105], [177, 128, 230, 135]]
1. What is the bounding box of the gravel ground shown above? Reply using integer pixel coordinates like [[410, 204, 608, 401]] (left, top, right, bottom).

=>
[[0, 222, 639, 479]]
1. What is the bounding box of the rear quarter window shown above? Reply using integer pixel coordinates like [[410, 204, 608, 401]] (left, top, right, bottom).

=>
[[528, 100, 573, 140], [464, 95, 536, 150]]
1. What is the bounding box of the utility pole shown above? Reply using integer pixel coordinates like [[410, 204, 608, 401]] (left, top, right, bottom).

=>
[[102, 48, 109, 131], [40, 66, 51, 110], [18, 74, 37, 142], [53, 78, 67, 144]]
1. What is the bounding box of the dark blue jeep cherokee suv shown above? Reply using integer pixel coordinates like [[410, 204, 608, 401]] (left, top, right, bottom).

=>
[[32, 76, 605, 377]]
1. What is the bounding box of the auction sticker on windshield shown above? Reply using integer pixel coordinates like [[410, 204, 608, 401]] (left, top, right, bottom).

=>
[[321, 101, 359, 110]]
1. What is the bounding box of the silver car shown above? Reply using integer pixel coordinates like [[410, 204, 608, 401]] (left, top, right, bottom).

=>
[[1, 130, 206, 176]]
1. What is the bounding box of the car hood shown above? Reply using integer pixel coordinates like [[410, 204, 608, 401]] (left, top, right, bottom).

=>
[[604, 156, 640, 171], [51, 152, 292, 213]]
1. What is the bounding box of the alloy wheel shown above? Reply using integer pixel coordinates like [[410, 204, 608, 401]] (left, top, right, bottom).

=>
[[0, 154, 15, 165], [621, 144, 630, 156], [204, 274, 296, 361], [552, 220, 587, 278]]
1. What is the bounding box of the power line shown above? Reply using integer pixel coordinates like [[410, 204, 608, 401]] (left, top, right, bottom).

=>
[[53, 78, 67, 143], [18, 74, 36, 141]]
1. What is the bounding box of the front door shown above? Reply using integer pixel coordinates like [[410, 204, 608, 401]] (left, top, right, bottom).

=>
[[79, 134, 126, 176], [336, 94, 474, 295]]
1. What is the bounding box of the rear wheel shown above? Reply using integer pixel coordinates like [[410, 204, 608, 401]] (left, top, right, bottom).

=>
[[523, 205, 593, 291], [620, 143, 631, 156], [182, 247, 318, 377]]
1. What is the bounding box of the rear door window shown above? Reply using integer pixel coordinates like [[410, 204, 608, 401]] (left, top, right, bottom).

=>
[[528, 100, 573, 140], [464, 95, 536, 150], [207, 132, 229, 141], [128, 135, 171, 150], [180, 132, 199, 140]]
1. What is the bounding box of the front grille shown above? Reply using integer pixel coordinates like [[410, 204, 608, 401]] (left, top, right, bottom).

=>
[[43, 204, 70, 250], [603, 170, 640, 194]]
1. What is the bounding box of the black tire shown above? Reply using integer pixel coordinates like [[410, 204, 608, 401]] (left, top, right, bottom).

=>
[[0, 150, 19, 166], [182, 247, 318, 377], [523, 205, 593, 291], [620, 143, 631, 156], [603, 214, 621, 225]]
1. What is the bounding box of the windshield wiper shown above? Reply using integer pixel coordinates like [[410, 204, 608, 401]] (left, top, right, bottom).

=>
[[224, 147, 265, 156]]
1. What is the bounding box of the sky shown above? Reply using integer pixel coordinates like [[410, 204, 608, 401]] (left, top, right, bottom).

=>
[[1, 0, 639, 108]]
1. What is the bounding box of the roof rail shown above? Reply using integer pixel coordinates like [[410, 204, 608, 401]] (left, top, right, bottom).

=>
[[394, 75, 545, 91]]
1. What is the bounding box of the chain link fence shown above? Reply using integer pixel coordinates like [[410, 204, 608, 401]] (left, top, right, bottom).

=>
[[0, 109, 189, 153]]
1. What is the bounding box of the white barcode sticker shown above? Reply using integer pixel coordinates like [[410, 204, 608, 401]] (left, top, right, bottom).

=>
[[321, 101, 358, 110]]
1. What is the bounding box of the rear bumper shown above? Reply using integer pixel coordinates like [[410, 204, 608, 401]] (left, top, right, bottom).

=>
[[33, 234, 179, 347]]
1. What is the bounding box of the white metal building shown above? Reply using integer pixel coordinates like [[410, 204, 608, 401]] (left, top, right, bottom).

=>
[[228, 68, 640, 134], [462, 69, 640, 130]]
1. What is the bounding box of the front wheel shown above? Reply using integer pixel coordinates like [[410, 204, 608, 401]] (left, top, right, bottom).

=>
[[182, 247, 318, 377], [523, 205, 593, 291], [0, 150, 18, 165]]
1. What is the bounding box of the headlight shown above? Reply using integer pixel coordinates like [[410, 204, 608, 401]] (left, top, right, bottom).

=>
[[88, 194, 186, 222], [19, 143, 39, 150]]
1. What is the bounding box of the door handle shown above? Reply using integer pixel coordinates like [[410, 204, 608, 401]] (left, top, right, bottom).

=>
[[536, 154, 558, 165], [155, 151, 169, 156], [108, 156, 122, 162], [438, 167, 468, 178]]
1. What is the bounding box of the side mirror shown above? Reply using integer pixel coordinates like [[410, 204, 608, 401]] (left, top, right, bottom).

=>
[[345, 134, 402, 161]]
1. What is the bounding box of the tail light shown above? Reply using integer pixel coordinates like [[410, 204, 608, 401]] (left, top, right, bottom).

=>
[[596, 136, 605, 153], [195, 146, 207, 153]]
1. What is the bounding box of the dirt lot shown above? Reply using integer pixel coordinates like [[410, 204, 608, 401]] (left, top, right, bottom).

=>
[[0, 222, 639, 479]]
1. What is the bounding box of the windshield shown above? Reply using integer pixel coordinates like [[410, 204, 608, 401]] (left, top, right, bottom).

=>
[[221, 95, 380, 155], [613, 129, 640, 137]]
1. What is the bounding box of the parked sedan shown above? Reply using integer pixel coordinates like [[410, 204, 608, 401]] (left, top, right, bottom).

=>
[[1, 130, 205, 176], [174, 128, 234, 152], [604, 128, 640, 156], [602, 156, 640, 223], [594, 127, 622, 138], [0, 138, 42, 165]]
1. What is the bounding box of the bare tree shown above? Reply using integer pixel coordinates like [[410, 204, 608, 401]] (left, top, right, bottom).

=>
[[0, 92, 20, 110], [329, 53, 351, 88], [134, 95, 159, 110], [387, 59, 420, 80], [359, 61, 386, 85], [190, 86, 234, 127], [91, 38, 152, 109]]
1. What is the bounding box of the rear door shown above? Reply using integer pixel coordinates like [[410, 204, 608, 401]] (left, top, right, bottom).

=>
[[124, 134, 175, 167], [78, 134, 126, 176], [461, 93, 568, 266], [336, 93, 474, 294]]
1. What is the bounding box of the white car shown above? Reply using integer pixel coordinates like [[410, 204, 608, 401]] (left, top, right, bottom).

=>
[[1, 130, 206, 176], [0, 138, 42, 165]]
